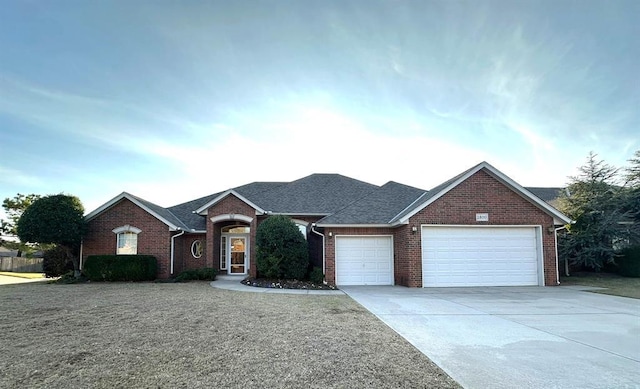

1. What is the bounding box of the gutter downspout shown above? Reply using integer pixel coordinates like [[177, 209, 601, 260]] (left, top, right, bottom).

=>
[[79, 240, 84, 271], [310, 224, 326, 277], [554, 226, 568, 283], [170, 229, 185, 276]]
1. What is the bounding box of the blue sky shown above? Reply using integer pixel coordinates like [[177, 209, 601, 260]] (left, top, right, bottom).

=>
[[0, 0, 638, 218]]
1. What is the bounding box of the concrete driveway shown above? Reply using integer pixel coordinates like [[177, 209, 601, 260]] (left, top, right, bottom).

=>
[[341, 286, 640, 389]]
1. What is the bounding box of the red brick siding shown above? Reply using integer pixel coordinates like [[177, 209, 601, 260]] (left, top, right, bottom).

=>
[[407, 169, 558, 287], [83, 199, 173, 278], [174, 234, 207, 274], [393, 225, 419, 286], [206, 195, 257, 276]]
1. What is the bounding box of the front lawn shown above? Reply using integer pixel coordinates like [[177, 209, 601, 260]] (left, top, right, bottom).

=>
[[0, 282, 460, 388], [561, 272, 640, 299]]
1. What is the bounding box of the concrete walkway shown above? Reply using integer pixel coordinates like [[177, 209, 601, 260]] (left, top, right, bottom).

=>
[[0, 274, 48, 285], [341, 285, 640, 389], [211, 276, 344, 295]]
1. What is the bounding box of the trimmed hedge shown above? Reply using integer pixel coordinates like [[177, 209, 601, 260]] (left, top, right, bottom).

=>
[[617, 246, 640, 277], [175, 268, 217, 282], [84, 255, 158, 281]]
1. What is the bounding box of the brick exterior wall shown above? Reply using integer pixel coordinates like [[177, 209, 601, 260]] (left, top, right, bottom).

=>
[[405, 169, 558, 287], [325, 169, 559, 288], [82, 199, 173, 278], [174, 234, 207, 274], [206, 195, 258, 277]]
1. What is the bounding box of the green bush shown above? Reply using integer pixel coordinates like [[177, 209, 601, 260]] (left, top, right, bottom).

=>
[[43, 245, 74, 278], [309, 267, 324, 284], [617, 246, 640, 277], [256, 215, 309, 280], [83, 255, 157, 281], [175, 267, 217, 282]]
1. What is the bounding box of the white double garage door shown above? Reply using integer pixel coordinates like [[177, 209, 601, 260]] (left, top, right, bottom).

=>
[[335, 226, 543, 287]]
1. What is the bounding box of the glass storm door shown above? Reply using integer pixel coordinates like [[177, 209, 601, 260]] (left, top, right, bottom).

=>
[[229, 237, 247, 274]]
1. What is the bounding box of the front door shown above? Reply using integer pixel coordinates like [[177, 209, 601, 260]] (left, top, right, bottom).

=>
[[229, 236, 247, 274]]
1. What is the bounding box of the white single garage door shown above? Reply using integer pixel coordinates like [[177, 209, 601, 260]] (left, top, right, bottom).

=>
[[422, 226, 540, 287], [336, 236, 393, 285]]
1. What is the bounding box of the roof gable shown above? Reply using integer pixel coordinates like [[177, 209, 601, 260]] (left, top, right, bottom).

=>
[[194, 189, 267, 215], [392, 162, 572, 225], [85, 192, 186, 231]]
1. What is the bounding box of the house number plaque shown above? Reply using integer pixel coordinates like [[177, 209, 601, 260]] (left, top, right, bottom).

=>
[[476, 213, 489, 222]]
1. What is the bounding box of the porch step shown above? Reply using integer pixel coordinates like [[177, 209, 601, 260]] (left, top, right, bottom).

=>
[[216, 274, 247, 281]]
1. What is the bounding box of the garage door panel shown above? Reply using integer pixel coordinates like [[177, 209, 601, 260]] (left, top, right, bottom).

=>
[[336, 236, 393, 286], [422, 227, 540, 287]]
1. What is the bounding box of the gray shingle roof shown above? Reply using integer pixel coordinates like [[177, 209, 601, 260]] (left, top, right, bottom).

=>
[[525, 187, 563, 203], [317, 181, 426, 225], [168, 182, 286, 231], [99, 169, 568, 231], [167, 192, 222, 231], [248, 174, 378, 214], [167, 174, 378, 230]]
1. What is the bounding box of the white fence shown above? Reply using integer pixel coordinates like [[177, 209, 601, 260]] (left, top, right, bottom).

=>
[[0, 257, 43, 273]]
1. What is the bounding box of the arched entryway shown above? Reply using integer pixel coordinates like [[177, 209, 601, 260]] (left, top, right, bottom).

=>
[[220, 225, 250, 275]]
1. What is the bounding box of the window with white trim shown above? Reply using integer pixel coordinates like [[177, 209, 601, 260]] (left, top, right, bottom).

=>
[[292, 219, 309, 239], [220, 236, 227, 270], [297, 224, 307, 239], [117, 232, 138, 255], [112, 225, 141, 255]]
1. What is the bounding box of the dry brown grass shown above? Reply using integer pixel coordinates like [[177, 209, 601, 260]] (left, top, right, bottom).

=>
[[561, 272, 640, 299], [0, 282, 460, 389]]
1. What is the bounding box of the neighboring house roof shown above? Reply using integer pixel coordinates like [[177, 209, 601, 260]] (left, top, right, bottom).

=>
[[86, 163, 572, 231], [0, 246, 18, 257], [525, 187, 564, 204]]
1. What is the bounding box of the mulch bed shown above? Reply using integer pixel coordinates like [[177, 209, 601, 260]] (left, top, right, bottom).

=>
[[241, 277, 338, 290]]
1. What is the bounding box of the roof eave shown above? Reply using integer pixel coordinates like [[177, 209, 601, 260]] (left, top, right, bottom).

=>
[[315, 223, 394, 228]]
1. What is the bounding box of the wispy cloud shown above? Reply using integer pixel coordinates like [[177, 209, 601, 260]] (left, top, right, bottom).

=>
[[0, 165, 45, 188]]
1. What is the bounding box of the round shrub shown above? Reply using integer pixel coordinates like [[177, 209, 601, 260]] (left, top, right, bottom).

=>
[[256, 215, 309, 280], [43, 245, 73, 278]]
